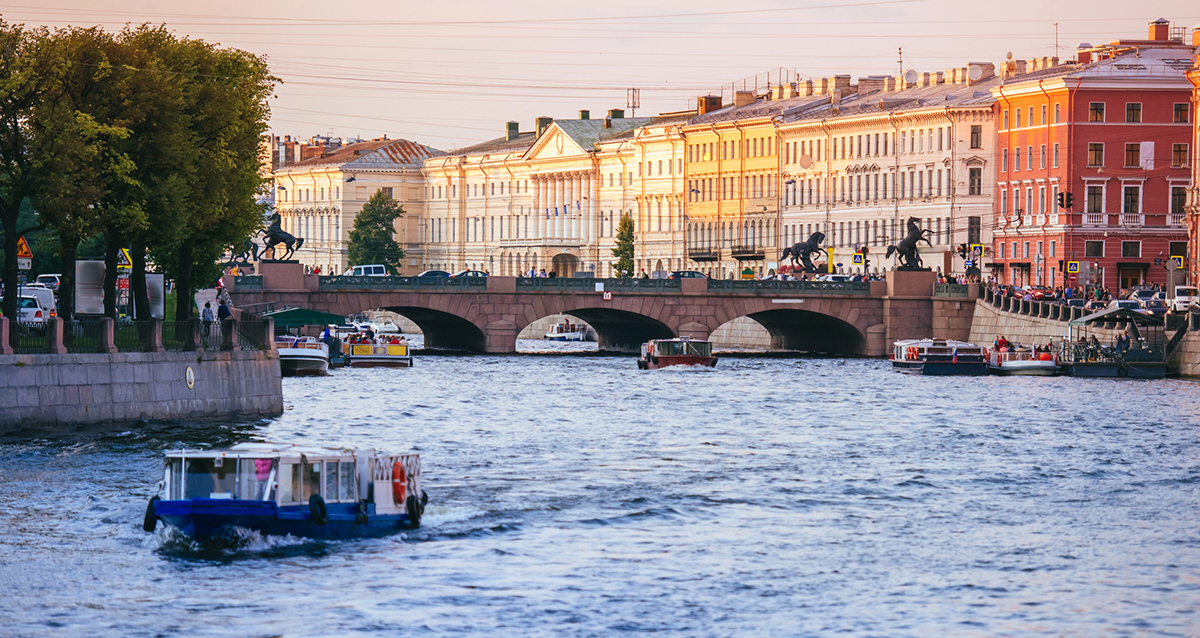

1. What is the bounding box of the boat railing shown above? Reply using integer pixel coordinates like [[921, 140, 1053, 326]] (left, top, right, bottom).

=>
[[373, 454, 422, 499], [346, 343, 409, 356]]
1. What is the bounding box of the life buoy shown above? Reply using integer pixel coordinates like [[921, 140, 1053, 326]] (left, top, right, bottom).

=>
[[406, 493, 422, 527], [309, 494, 328, 525], [392, 460, 407, 505], [143, 496, 160, 532]]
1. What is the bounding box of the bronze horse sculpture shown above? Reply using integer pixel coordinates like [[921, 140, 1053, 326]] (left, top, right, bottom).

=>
[[885, 217, 932, 269], [260, 212, 303, 261], [780, 232, 826, 272]]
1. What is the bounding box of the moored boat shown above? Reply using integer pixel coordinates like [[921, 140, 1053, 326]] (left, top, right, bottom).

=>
[[342, 336, 414, 368], [892, 339, 988, 375], [1055, 307, 1169, 379], [637, 337, 718, 369], [143, 443, 427, 542], [276, 336, 330, 376], [987, 346, 1059, 376], [544, 322, 587, 341]]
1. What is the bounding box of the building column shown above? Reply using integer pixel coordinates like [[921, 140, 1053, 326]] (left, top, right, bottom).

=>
[[564, 174, 575, 240], [581, 173, 592, 245], [535, 177, 546, 239]]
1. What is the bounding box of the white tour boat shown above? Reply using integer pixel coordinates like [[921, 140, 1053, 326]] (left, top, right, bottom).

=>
[[987, 345, 1059, 376], [275, 335, 330, 376], [544, 322, 587, 341]]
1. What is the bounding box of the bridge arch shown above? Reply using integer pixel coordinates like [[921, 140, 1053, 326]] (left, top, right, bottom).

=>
[[518, 306, 674, 353], [743, 309, 868, 355], [378, 306, 486, 352]]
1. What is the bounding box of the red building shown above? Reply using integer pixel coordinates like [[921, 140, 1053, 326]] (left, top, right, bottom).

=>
[[991, 20, 1195, 292]]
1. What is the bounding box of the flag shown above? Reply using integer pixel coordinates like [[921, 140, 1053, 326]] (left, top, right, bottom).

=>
[[952, 347, 958, 364]]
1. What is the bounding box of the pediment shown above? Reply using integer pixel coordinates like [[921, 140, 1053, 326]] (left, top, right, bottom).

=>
[[962, 155, 987, 167], [524, 125, 589, 161]]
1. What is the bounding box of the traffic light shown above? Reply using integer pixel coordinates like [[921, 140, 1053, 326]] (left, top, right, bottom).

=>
[[1064, 191, 1073, 209], [1056, 192, 1065, 208], [956, 243, 968, 259]]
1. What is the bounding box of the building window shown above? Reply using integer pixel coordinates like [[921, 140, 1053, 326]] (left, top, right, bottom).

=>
[[1170, 241, 1188, 259], [1023, 241, 1030, 258], [1039, 186, 1046, 214], [1175, 103, 1190, 123], [381, 187, 393, 199], [970, 125, 982, 149], [1002, 149, 1008, 172], [968, 168, 982, 195], [998, 242, 1006, 259], [1050, 241, 1056, 257], [1053, 143, 1059, 168], [1089, 102, 1105, 122], [1123, 186, 1140, 214], [1016, 109, 1022, 128], [1015, 147, 1022, 171], [1085, 240, 1104, 257], [1027, 147, 1033, 172], [1086, 185, 1103, 213], [1001, 189, 1008, 214], [1088, 143, 1104, 167], [1054, 103, 1060, 124], [1040, 144, 1046, 169], [1172, 144, 1188, 168], [1122, 241, 1141, 258], [1126, 103, 1141, 123], [1172, 187, 1187, 215], [1040, 105, 1047, 125], [1028, 107, 1034, 127], [1125, 143, 1140, 167], [1003, 110, 1009, 129]]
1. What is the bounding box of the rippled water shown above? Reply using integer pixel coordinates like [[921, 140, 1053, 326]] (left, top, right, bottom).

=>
[[3, 348, 1200, 637]]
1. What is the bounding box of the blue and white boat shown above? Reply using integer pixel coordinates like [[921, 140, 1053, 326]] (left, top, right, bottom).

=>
[[891, 338, 988, 376], [143, 442, 427, 541]]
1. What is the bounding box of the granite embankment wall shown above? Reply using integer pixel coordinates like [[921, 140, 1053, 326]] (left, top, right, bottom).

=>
[[968, 298, 1123, 347], [0, 350, 282, 434]]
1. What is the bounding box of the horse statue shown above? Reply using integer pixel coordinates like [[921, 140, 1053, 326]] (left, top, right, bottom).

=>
[[260, 212, 303, 261], [885, 217, 932, 270], [780, 232, 826, 272], [225, 237, 260, 269]]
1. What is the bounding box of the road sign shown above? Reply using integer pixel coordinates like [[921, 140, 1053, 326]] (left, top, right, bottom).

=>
[[1069, 273, 1078, 282], [602, 291, 612, 301], [17, 257, 30, 270], [117, 248, 132, 270], [1066, 261, 1080, 274], [826, 247, 834, 274], [964, 260, 974, 268], [16, 235, 32, 259], [970, 243, 984, 257], [852, 253, 864, 266], [1170, 255, 1183, 269]]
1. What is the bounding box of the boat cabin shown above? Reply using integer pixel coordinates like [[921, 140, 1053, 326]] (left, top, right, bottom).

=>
[[642, 338, 713, 358]]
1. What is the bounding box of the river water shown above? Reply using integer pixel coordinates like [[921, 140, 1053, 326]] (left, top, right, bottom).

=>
[[3, 343, 1200, 637]]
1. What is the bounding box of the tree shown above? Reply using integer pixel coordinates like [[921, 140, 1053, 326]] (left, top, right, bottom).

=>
[[610, 213, 635, 277], [348, 190, 405, 274]]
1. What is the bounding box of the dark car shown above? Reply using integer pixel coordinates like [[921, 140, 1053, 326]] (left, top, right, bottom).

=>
[[1085, 300, 1107, 312], [449, 270, 488, 279], [667, 270, 707, 279], [1026, 285, 1054, 301], [1066, 298, 1087, 308], [416, 270, 450, 278], [1142, 298, 1169, 316]]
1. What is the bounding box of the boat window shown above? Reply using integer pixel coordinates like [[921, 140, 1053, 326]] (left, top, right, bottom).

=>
[[237, 458, 274, 500], [324, 461, 338, 500], [338, 462, 355, 501], [182, 458, 238, 499], [170, 459, 184, 499], [278, 463, 299, 503], [687, 341, 712, 356], [302, 462, 321, 500]]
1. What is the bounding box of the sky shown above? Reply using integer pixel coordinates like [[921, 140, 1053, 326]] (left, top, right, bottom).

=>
[[1, 0, 1197, 151]]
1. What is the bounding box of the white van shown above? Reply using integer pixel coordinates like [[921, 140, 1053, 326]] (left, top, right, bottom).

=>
[[1171, 285, 1198, 312], [342, 264, 388, 277], [18, 286, 56, 319]]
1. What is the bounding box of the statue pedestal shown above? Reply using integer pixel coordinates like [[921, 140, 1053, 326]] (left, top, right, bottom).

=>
[[886, 269, 937, 297], [260, 260, 307, 291]]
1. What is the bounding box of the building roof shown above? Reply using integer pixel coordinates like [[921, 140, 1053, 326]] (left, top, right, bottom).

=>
[[285, 138, 442, 170], [443, 131, 539, 157], [690, 93, 832, 126], [552, 117, 655, 150]]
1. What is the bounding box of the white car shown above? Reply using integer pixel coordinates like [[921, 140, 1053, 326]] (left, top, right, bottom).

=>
[[1171, 286, 1197, 312], [17, 295, 47, 326], [342, 264, 388, 276]]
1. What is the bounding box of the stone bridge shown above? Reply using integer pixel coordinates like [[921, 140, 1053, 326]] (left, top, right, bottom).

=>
[[228, 262, 977, 356]]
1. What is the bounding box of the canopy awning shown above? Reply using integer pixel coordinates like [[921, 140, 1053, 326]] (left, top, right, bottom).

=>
[[261, 306, 346, 328], [1068, 306, 1163, 327]]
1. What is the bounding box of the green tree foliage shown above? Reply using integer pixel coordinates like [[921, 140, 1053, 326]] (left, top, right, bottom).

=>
[[348, 190, 405, 275], [610, 213, 635, 278]]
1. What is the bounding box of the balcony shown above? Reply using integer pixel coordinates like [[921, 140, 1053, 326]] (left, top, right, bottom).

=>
[[1169, 213, 1185, 226], [1119, 214, 1144, 226], [1084, 213, 1105, 225], [730, 244, 766, 261], [688, 247, 721, 262]]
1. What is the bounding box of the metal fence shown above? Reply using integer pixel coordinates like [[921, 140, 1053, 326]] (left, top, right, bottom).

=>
[[11, 320, 50, 354], [64, 319, 107, 353], [236, 318, 269, 350], [706, 279, 870, 295], [163, 320, 199, 352], [233, 275, 263, 290], [318, 275, 488, 291], [113, 320, 157, 353], [933, 283, 971, 298]]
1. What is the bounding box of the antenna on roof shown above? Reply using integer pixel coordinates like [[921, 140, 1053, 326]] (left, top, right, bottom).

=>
[[626, 88, 640, 117], [898, 47, 904, 79]]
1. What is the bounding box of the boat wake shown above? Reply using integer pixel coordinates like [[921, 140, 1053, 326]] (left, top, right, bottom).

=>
[[152, 525, 321, 559]]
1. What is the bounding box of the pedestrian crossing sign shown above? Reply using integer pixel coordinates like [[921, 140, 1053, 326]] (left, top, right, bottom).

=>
[[1066, 261, 1080, 274], [16, 235, 32, 258], [970, 244, 984, 257], [852, 253, 864, 266], [1170, 256, 1183, 269]]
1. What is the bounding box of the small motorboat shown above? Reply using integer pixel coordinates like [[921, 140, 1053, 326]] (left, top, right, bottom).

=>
[[371, 320, 400, 334], [637, 337, 718, 369], [143, 443, 427, 542], [892, 338, 988, 376], [342, 336, 414, 368], [987, 345, 1058, 376], [544, 322, 587, 341], [275, 335, 330, 376]]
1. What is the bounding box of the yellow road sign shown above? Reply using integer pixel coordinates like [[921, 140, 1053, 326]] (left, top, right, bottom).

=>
[[970, 243, 984, 257], [1066, 261, 1080, 274], [1170, 256, 1184, 269], [16, 235, 32, 258], [117, 248, 132, 270], [852, 253, 864, 265]]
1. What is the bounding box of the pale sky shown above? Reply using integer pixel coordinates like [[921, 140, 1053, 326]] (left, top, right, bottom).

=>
[[2, 1, 1197, 150]]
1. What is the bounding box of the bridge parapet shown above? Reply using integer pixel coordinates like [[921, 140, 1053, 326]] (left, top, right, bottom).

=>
[[707, 279, 872, 296]]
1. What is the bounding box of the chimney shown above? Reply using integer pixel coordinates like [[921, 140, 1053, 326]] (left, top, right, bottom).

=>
[[858, 76, 887, 94], [506, 121, 520, 141], [697, 95, 722, 115], [734, 91, 755, 107], [607, 108, 624, 119], [604, 118, 612, 129], [830, 89, 842, 108], [536, 116, 553, 137], [1149, 18, 1170, 41], [579, 110, 590, 120], [781, 82, 797, 99], [1076, 44, 1093, 65], [799, 80, 814, 96], [832, 75, 852, 92]]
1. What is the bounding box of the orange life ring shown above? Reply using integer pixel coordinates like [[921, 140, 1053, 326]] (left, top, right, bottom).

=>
[[392, 460, 407, 505]]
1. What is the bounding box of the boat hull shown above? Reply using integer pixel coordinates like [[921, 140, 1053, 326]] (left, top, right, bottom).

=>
[[637, 355, 718, 370], [154, 499, 414, 542], [347, 356, 413, 368], [1064, 362, 1167, 379], [892, 360, 988, 376], [544, 332, 586, 341], [988, 361, 1059, 376], [278, 349, 329, 376]]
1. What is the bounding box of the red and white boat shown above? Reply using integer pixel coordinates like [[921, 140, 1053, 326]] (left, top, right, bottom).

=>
[[637, 337, 718, 370], [987, 346, 1058, 376]]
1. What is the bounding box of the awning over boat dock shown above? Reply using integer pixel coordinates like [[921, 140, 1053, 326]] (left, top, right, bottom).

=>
[[1068, 306, 1163, 327], [261, 307, 347, 329]]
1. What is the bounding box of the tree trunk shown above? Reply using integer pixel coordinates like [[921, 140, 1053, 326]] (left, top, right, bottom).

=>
[[103, 230, 120, 318], [174, 238, 194, 322], [131, 235, 149, 321], [58, 238, 77, 320], [2, 210, 17, 348]]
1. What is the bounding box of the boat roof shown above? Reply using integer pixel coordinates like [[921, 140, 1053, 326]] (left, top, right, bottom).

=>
[[164, 442, 376, 459], [894, 339, 979, 347], [649, 336, 708, 343], [1068, 306, 1163, 327], [262, 306, 348, 328]]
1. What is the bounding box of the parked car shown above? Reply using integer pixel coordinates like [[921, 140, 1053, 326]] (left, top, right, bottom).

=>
[[1171, 286, 1198, 312], [816, 274, 854, 282], [449, 270, 488, 279], [16, 295, 46, 326], [416, 270, 450, 278], [18, 285, 56, 319], [342, 264, 389, 276], [667, 270, 707, 279], [1026, 285, 1054, 301]]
